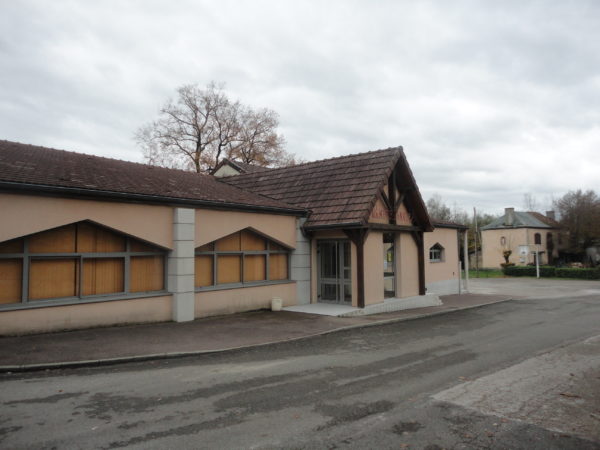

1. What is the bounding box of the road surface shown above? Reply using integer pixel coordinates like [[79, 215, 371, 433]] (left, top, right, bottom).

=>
[[1, 294, 599, 449]]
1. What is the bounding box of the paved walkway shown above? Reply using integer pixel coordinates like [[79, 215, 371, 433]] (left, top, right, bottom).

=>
[[0, 293, 511, 371]]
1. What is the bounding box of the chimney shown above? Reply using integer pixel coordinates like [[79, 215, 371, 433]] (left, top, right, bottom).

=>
[[505, 207, 515, 226], [546, 210, 555, 221]]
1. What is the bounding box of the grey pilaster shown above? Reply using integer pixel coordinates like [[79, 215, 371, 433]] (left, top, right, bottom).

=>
[[291, 217, 311, 304], [168, 208, 195, 322]]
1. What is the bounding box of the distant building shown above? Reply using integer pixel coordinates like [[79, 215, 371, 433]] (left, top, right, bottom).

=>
[[481, 208, 563, 268]]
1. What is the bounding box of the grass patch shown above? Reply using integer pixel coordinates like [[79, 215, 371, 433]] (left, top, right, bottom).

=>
[[468, 269, 505, 278]]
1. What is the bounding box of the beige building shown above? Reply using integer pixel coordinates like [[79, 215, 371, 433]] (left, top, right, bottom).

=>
[[481, 207, 562, 268], [425, 221, 468, 295], [0, 141, 466, 335]]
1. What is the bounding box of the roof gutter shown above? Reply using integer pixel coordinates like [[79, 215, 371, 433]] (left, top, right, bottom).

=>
[[0, 181, 309, 217], [433, 223, 469, 230]]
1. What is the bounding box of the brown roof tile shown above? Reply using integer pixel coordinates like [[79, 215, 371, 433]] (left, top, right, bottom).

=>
[[221, 147, 430, 228], [0, 140, 305, 214], [528, 211, 561, 228]]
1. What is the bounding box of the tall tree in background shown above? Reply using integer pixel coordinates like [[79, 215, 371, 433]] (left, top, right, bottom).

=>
[[426, 194, 453, 222], [554, 189, 600, 252], [522, 193, 540, 212], [135, 82, 296, 173], [425, 194, 495, 255]]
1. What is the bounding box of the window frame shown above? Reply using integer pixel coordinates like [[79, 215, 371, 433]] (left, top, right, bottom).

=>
[[429, 244, 444, 263], [0, 224, 167, 311], [195, 232, 291, 292]]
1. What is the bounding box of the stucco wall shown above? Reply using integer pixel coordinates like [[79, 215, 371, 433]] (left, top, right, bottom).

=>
[[195, 208, 297, 248], [364, 231, 384, 305], [398, 233, 420, 298], [212, 165, 240, 177], [481, 227, 559, 268], [525, 229, 559, 263], [0, 192, 173, 248], [0, 295, 172, 336], [195, 282, 296, 317], [424, 228, 460, 284], [369, 198, 390, 224]]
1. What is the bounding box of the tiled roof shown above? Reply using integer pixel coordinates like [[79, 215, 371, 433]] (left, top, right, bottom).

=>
[[481, 211, 558, 230], [228, 160, 271, 174], [528, 211, 560, 228], [0, 140, 306, 214], [433, 220, 469, 230], [221, 146, 431, 229]]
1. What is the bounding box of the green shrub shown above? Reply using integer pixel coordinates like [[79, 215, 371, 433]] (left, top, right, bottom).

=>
[[555, 268, 600, 280], [502, 266, 556, 277], [539, 266, 556, 277], [503, 266, 536, 276]]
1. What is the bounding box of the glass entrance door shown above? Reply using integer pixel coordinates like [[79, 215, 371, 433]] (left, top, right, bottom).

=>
[[318, 240, 351, 304]]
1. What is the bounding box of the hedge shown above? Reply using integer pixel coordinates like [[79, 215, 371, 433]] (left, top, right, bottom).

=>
[[502, 265, 600, 280], [555, 268, 600, 280]]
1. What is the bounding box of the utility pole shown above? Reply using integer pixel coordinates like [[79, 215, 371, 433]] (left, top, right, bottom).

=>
[[473, 207, 479, 277]]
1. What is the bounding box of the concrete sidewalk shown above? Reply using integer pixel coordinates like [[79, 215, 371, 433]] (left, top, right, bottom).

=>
[[0, 293, 512, 371]]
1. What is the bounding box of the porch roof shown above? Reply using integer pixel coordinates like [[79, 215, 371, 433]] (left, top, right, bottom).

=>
[[220, 146, 432, 230]]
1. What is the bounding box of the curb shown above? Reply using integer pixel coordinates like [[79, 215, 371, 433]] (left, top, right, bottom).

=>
[[0, 297, 514, 374]]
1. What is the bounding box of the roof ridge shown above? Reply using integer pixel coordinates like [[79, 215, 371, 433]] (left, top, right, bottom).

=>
[[0, 139, 211, 179], [225, 146, 403, 177]]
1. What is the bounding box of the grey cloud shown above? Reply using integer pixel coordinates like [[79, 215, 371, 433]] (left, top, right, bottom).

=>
[[0, 0, 599, 215]]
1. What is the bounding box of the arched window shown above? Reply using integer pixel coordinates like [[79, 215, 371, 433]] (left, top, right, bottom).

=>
[[500, 236, 506, 246], [195, 229, 290, 289], [0, 221, 166, 308], [534, 233, 542, 245], [429, 243, 444, 262]]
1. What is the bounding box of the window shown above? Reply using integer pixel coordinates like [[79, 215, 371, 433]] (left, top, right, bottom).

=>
[[195, 229, 289, 289], [500, 236, 506, 246], [429, 243, 444, 262], [0, 221, 166, 308], [534, 233, 542, 245]]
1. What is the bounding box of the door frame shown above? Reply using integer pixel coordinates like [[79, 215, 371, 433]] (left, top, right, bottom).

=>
[[316, 239, 351, 304]]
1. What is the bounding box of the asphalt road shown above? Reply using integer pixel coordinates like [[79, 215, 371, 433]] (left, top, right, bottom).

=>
[[1, 294, 599, 449]]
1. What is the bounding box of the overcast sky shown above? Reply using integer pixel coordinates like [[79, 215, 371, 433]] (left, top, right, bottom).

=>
[[1, 1, 599, 215]]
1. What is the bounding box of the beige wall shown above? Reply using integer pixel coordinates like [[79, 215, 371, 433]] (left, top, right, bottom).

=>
[[369, 198, 389, 224], [424, 228, 460, 283], [0, 192, 173, 248], [398, 232, 420, 298], [482, 228, 559, 268], [195, 282, 296, 317], [364, 231, 384, 305], [368, 198, 413, 227], [213, 165, 240, 177], [195, 209, 297, 248], [0, 295, 172, 336], [482, 228, 525, 268]]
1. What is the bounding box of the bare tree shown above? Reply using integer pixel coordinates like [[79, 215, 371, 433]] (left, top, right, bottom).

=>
[[426, 194, 453, 222], [523, 193, 540, 212], [136, 82, 296, 173]]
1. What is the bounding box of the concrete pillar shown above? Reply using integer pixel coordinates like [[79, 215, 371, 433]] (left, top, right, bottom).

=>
[[291, 218, 311, 305], [168, 208, 195, 322]]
